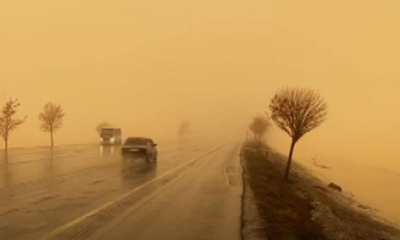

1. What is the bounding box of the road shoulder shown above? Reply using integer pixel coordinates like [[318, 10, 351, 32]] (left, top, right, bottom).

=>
[[240, 148, 265, 240], [241, 141, 400, 240]]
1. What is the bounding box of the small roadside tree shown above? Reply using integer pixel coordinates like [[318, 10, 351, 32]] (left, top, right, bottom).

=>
[[249, 116, 270, 143], [0, 98, 27, 152], [269, 87, 328, 181], [178, 120, 192, 138], [39, 102, 65, 147], [96, 121, 111, 134]]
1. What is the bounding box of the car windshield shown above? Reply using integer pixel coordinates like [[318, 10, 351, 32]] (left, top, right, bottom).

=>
[[125, 138, 148, 145]]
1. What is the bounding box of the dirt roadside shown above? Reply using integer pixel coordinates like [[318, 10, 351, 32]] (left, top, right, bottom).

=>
[[241, 141, 400, 240]]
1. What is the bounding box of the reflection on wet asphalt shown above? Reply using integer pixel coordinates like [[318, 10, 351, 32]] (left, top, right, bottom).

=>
[[0, 140, 212, 240]]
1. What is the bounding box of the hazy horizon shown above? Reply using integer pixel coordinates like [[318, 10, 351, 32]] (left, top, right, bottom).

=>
[[1, 0, 400, 173]]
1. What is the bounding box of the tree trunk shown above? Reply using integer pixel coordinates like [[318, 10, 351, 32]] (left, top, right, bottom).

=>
[[50, 131, 54, 147], [5, 138, 8, 153], [284, 139, 297, 181]]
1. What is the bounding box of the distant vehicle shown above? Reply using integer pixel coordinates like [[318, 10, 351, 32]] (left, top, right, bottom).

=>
[[121, 137, 158, 161], [100, 127, 122, 145]]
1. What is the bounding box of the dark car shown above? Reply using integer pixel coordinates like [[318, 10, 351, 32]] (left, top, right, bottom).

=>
[[121, 137, 158, 161]]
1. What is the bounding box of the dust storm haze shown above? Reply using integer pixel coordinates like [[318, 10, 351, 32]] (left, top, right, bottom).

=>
[[1, 0, 400, 173]]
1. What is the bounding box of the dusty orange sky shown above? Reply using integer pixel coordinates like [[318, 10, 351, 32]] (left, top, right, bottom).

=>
[[1, 0, 400, 172]]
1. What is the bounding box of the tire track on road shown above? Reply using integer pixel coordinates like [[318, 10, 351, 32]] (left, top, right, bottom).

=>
[[0, 151, 202, 212], [40, 145, 224, 240], [0, 143, 214, 240], [0, 143, 206, 197]]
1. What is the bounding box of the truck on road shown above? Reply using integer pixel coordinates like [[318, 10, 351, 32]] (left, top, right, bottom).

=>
[[100, 127, 122, 145]]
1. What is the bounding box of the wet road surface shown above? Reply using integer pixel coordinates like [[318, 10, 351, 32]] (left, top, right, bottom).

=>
[[0, 140, 242, 240]]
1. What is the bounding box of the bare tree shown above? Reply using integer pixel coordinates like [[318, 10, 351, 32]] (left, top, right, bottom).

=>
[[39, 102, 65, 147], [249, 116, 270, 143], [96, 121, 111, 134], [178, 120, 192, 138], [269, 87, 328, 181], [0, 98, 27, 152]]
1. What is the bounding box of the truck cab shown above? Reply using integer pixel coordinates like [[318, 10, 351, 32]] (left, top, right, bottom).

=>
[[100, 127, 122, 145]]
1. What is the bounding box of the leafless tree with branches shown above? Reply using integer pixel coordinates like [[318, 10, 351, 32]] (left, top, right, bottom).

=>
[[96, 121, 111, 134], [249, 115, 270, 144], [178, 120, 192, 138], [0, 98, 27, 153], [39, 102, 65, 147], [269, 87, 328, 181]]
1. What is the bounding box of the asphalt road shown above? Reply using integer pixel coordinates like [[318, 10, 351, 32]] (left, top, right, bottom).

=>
[[0, 139, 242, 240]]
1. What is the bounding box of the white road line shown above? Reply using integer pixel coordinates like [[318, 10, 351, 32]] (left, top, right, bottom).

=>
[[223, 167, 232, 187], [41, 146, 223, 240], [92, 147, 221, 240]]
